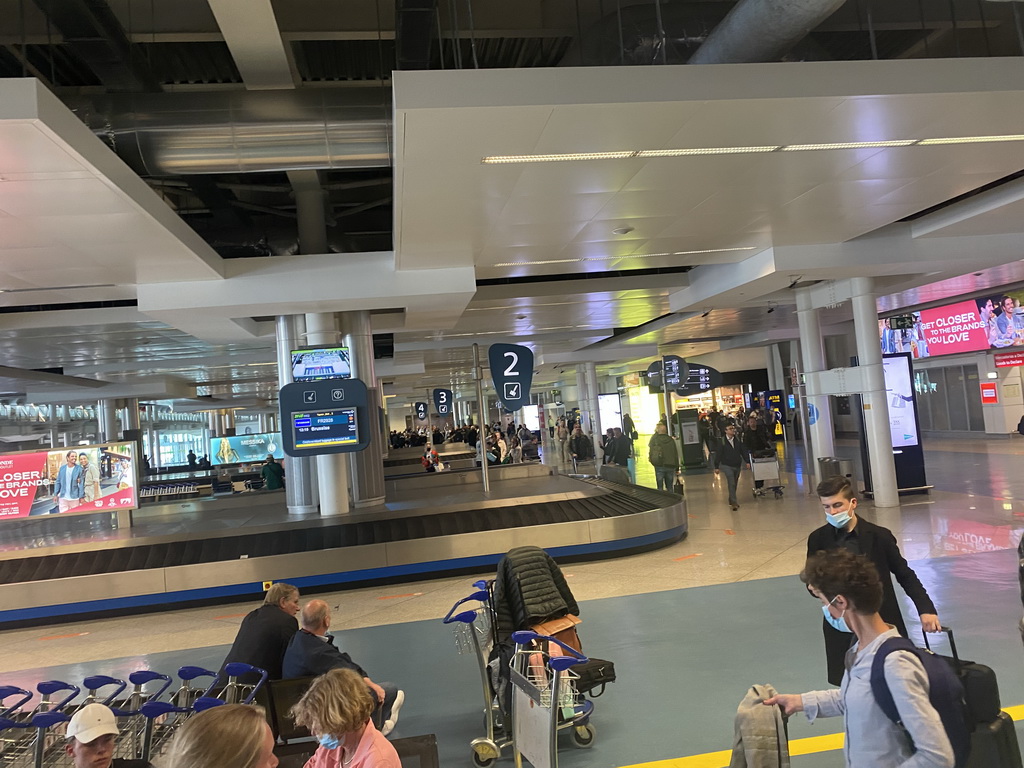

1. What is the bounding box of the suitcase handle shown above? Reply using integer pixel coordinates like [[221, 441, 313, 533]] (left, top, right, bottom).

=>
[[922, 625, 960, 662]]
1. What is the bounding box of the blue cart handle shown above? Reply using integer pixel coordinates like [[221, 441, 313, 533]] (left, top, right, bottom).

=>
[[442, 591, 489, 624], [510, 631, 589, 666]]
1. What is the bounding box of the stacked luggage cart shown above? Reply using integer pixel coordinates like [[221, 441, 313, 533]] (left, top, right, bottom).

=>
[[0, 663, 266, 768]]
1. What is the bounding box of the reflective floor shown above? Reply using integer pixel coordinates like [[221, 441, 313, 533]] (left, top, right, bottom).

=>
[[1, 436, 1021, 767]]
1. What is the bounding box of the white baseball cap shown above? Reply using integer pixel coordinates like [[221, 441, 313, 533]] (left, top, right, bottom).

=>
[[67, 703, 118, 744]]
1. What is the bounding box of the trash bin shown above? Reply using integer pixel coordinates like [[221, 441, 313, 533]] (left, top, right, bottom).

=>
[[838, 459, 855, 483], [817, 457, 841, 479]]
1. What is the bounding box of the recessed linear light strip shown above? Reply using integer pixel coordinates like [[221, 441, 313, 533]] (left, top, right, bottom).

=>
[[494, 245, 755, 268], [481, 134, 1024, 164]]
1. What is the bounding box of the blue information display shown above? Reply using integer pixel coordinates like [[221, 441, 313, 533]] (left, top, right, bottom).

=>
[[488, 343, 534, 411], [292, 408, 359, 450], [433, 388, 454, 416]]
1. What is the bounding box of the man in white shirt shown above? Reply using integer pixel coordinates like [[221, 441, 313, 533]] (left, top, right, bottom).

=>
[[79, 452, 101, 503]]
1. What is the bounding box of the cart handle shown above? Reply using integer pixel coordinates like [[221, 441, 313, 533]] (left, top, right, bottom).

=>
[[177, 666, 217, 682], [442, 591, 489, 624], [129, 670, 174, 699], [222, 663, 268, 703], [36, 681, 80, 711], [0, 686, 31, 716], [510, 631, 590, 668], [83, 676, 128, 704], [193, 697, 225, 712]]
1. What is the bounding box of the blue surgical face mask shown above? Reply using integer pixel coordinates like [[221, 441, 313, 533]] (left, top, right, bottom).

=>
[[318, 734, 340, 750], [825, 509, 852, 529], [822, 596, 852, 633]]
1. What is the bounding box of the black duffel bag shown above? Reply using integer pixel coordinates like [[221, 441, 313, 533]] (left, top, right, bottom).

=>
[[924, 628, 1002, 725], [573, 657, 616, 697]]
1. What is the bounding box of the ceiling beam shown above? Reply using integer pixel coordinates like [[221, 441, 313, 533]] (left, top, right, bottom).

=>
[[207, 0, 296, 89]]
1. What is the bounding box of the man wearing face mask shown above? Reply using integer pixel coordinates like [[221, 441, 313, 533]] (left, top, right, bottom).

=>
[[807, 476, 940, 686]]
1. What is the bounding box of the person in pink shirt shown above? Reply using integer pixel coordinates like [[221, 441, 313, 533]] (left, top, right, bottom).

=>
[[291, 668, 401, 768]]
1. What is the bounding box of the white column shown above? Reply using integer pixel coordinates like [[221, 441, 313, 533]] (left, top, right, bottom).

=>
[[343, 310, 386, 507], [306, 312, 351, 516], [796, 287, 837, 486], [850, 277, 899, 508], [575, 362, 601, 442], [766, 344, 785, 391], [97, 399, 119, 442], [276, 314, 318, 515]]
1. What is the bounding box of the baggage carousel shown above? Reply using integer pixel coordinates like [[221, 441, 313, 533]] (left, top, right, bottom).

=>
[[0, 462, 687, 628]]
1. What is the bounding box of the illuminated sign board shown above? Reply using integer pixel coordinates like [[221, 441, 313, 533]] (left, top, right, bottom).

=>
[[210, 432, 283, 466], [882, 354, 920, 449], [291, 347, 352, 382], [292, 408, 359, 450]]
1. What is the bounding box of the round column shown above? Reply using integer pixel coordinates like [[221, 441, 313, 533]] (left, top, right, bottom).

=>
[[276, 314, 318, 515], [796, 287, 837, 486], [343, 310, 386, 507], [306, 312, 351, 515]]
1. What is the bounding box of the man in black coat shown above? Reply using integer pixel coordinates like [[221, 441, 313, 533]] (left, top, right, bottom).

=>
[[807, 475, 940, 685], [219, 582, 300, 684], [713, 423, 746, 510], [282, 599, 405, 735]]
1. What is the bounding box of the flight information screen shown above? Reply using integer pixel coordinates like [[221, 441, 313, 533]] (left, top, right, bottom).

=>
[[291, 347, 352, 381], [292, 408, 359, 449]]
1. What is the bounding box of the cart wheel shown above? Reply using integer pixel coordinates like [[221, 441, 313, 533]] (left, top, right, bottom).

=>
[[471, 738, 500, 767], [774, 488, 784, 498], [472, 752, 497, 768], [570, 723, 596, 749]]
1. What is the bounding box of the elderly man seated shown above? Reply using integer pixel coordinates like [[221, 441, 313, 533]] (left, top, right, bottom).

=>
[[282, 599, 405, 736], [65, 703, 152, 768]]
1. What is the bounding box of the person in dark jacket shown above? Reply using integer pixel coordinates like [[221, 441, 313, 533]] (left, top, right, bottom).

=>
[[282, 600, 405, 736], [648, 424, 679, 491], [569, 425, 594, 464], [605, 428, 631, 467], [260, 455, 285, 490], [742, 415, 774, 492], [713, 423, 746, 510], [807, 475, 940, 685], [219, 582, 300, 683]]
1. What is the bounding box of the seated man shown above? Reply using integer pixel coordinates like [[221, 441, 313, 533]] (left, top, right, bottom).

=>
[[65, 703, 152, 768], [283, 599, 406, 736], [219, 582, 300, 683]]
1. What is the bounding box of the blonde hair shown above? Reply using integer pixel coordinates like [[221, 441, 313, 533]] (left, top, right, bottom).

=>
[[290, 668, 374, 737], [264, 582, 297, 607], [165, 704, 268, 768]]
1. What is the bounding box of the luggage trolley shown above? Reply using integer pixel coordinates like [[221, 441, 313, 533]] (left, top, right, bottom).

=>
[[508, 630, 594, 768], [0, 680, 79, 768], [444, 586, 509, 767], [750, 453, 784, 499]]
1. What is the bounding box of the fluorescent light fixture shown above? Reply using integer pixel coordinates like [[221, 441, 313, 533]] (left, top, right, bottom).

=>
[[481, 134, 1024, 164], [635, 146, 778, 157], [918, 134, 1024, 145], [493, 258, 584, 267], [781, 140, 917, 151], [987, 372, 998, 379], [482, 151, 636, 164], [494, 246, 756, 268]]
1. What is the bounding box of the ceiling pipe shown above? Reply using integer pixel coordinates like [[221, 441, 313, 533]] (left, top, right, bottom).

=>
[[65, 88, 392, 176], [688, 0, 846, 64]]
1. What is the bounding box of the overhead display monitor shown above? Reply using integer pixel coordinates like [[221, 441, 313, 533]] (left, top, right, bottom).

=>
[[292, 408, 360, 450], [881, 290, 1024, 360], [882, 354, 920, 449], [210, 432, 283, 466], [291, 346, 352, 382], [0, 441, 138, 520]]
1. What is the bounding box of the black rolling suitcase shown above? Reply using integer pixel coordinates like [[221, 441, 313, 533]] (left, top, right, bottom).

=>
[[925, 629, 1023, 768]]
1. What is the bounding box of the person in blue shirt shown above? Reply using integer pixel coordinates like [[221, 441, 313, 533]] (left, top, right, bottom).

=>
[[53, 450, 84, 513]]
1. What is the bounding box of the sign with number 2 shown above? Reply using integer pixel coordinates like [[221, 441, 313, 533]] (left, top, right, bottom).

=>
[[487, 343, 534, 411]]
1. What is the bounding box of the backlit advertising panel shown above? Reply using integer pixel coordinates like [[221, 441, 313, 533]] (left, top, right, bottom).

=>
[[0, 441, 138, 519], [881, 291, 1024, 360], [882, 354, 919, 449], [210, 432, 284, 466]]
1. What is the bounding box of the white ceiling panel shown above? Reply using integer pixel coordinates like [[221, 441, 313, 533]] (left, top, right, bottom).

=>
[[0, 178, 136, 217], [0, 124, 84, 174], [532, 101, 705, 154], [498, 191, 617, 224]]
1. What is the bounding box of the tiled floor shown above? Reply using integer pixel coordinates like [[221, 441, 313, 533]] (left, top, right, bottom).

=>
[[1, 436, 1022, 767]]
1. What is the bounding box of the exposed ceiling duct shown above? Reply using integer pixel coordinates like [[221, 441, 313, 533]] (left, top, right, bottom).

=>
[[689, 0, 847, 64], [66, 88, 392, 176]]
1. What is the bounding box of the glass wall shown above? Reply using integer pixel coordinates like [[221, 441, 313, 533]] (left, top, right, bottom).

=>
[[913, 364, 984, 433]]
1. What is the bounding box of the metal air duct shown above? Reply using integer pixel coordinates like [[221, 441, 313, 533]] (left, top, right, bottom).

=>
[[66, 88, 392, 176], [688, 0, 846, 64]]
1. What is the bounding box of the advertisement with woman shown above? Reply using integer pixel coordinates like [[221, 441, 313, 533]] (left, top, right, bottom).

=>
[[0, 442, 137, 519], [881, 290, 1024, 360]]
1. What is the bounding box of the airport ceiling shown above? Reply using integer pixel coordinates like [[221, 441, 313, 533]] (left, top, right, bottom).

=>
[[1, 0, 1024, 408]]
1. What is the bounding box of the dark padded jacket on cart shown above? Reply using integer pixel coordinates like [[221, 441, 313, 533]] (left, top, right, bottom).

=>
[[807, 517, 937, 685], [493, 546, 579, 643], [219, 604, 298, 683]]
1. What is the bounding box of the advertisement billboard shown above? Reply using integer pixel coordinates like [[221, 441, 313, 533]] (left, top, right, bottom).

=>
[[881, 291, 1024, 360], [0, 441, 138, 520], [882, 354, 920, 448], [598, 393, 622, 432], [290, 347, 352, 382], [210, 432, 284, 466]]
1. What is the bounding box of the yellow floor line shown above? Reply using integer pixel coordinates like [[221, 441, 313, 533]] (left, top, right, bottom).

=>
[[619, 706, 1024, 768]]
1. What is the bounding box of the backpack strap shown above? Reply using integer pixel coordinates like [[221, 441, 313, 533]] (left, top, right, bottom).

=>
[[871, 637, 916, 727]]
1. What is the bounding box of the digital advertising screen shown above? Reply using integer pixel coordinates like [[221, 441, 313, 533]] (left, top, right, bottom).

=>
[[881, 290, 1024, 360], [291, 347, 352, 382], [292, 408, 359, 450], [882, 354, 920, 448], [210, 432, 284, 466], [598, 393, 623, 431], [521, 404, 540, 431], [0, 441, 138, 520]]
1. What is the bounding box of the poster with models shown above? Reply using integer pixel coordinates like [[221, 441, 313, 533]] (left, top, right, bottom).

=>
[[210, 432, 283, 466], [0, 441, 137, 519]]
